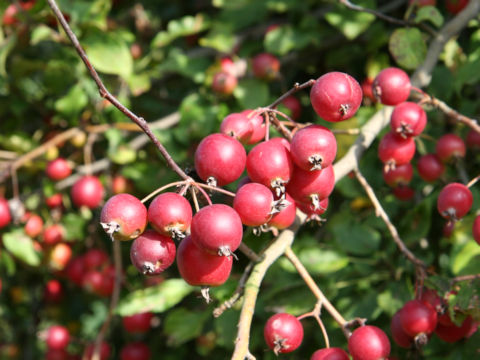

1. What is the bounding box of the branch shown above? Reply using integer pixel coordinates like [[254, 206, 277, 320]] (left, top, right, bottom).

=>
[[411, 0, 480, 88], [46, 0, 190, 181], [231, 211, 306, 360], [450, 274, 480, 284], [353, 168, 427, 273]]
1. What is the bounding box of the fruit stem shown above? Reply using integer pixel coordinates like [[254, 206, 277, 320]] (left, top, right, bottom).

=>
[[297, 300, 330, 348], [141, 181, 187, 203], [284, 246, 347, 328], [267, 79, 316, 109]]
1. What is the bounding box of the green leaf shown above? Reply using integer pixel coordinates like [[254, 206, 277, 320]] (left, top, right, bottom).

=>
[[164, 308, 209, 346], [126, 72, 151, 96], [157, 48, 210, 83], [264, 25, 312, 56], [199, 26, 236, 53], [414, 6, 444, 28], [109, 145, 137, 165], [0, 33, 16, 77], [280, 247, 348, 275], [62, 213, 87, 241], [151, 14, 210, 48], [450, 241, 480, 275], [389, 27, 427, 70], [329, 216, 381, 255], [3, 229, 41, 266], [54, 83, 88, 117], [83, 29, 133, 78], [0, 250, 16, 276], [115, 279, 194, 316], [325, 0, 376, 40], [233, 79, 269, 109]]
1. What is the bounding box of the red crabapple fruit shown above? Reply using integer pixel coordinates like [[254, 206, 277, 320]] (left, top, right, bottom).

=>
[[348, 325, 391, 360], [46, 158, 72, 181], [100, 194, 147, 241], [378, 132, 416, 169], [130, 230, 176, 275], [264, 313, 304, 354], [147, 192, 192, 239], [390, 102, 427, 138], [437, 182, 472, 221], [252, 53, 280, 80], [399, 300, 438, 338], [391, 310, 413, 348], [417, 154, 445, 182], [233, 183, 275, 227], [382, 163, 413, 187], [282, 96, 302, 120], [373, 67, 411, 105], [311, 347, 350, 360], [212, 71, 237, 95], [0, 197, 11, 229], [46, 325, 70, 350], [241, 109, 266, 144], [220, 112, 253, 144], [445, 0, 469, 14], [310, 72, 362, 122], [122, 312, 153, 333], [268, 193, 297, 229], [120, 342, 151, 360], [71, 175, 104, 209], [435, 134, 466, 162]]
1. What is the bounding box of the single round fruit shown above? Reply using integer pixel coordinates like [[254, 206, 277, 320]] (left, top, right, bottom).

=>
[[233, 183, 274, 226], [100, 194, 147, 241], [176, 235, 233, 287], [466, 129, 480, 149], [43, 224, 64, 246], [382, 163, 413, 187], [348, 325, 391, 360], [45, 349, 69, 360], [241, 109, 265, 144], [445, 0, 469, 14], [264, 313, 304, 354], [84, 342, 111, 360], [373, 67, 411, 105], [24, 213, 43, 238], [390, 102, 427, 138], [83, 248, 109, 270], [435, 314, 473, 343], [120, 342, 151, 360], [310, 72, 362, 122], [252, 53, 280, 80], [0, 197, 11, 229], [473, 215, 480, 245], [147, 192, 192, 239], [435, 133, 466, 162], [378, 132, 416, 168], [281, 96, 302, 120], [286, 165, 335, 207], [361, 77, 376, 103], [46, 325, 70, 350], [46, 158, 72, 181], [130, 230, 176, 275], [65, 256, 85, 286], [417, 154, 445, 182], [419, 288, 444, 312], [220, 112, 253, 144], [212, 71, 237, 95], [246, 139, 294, 194], [437, 182, 473, 220], [290, 125, 337, 171], [46, 193, 63, 208], [71, 175, 104, 209], [194, 133, 246, 186], [390, 310, 413, 348], [400, 300, 437, 337], [296, 197, 329, 220], [190, 204, 243, 256], [122, 312, 153, 333], [49, 243, 72, 271], [267, 193, 297, 229], [44, 280, 63, 303], [311, 347, 350, 360], [393, 185, 415, 201], [112, 175, 133, 194]]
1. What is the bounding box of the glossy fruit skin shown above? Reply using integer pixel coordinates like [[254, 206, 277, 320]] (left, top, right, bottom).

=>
[[190, 204, 243, 255], [212, 71, 237, 95], [71, 175, 104, 209], [247, 139, 294, 191], [282, 96, 302, 120], [435, 314, 473, 342], [400, 300, 437, 337], [84, 342, 111, 360], [287, 165, 335, 205], [435, 133, 466, 162], [361, 78, 376, 103], [43, 224, 64, 246], [0, 197, 11, 229], [373, 67, 411, 105], [419, 288, 444, 312], [100, 194, 147, 241], [264, 313, 304, 354], [417, 154, 445, 182], [378, 132, 416, 166], [234, 183, 274, 226], [466, 129, 480, 149], [46, 158, 72, 181], [120, 342, 151, 360], [290, 125, 337, 171], [310, 72, 362, 122], [437, 182, 473, 220], [391, 310, 413, 348], [44, 280, 63, 303], [220, 112, 253, 144], [122, 312, 153, 333], [268, 193, 297, 229], [310, 347, 350, 360], [194, 133, 246, 186], [382, 163, 413, 187], [296, 197, 329, 218], [473, 215, 480, 245], [348, 325, 391, 360], [147, 192, 192, 237], [46, 325, 70, 350], [241, 109, 265, 144], [130, 230, 176, 275], [252, 53, 280, 80], [390, 102, 427, 138], [24, 213, 43, 238], [176, 235, 233, 286], [445, 0, 469, 14]]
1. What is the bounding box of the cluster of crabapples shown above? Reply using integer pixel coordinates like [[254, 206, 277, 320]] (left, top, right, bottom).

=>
[[374, 67, 480, 245]]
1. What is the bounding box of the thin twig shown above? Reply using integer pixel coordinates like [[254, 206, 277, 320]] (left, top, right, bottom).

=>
[[46, 0, 190, 181], [92, 239, 122, 360], [141, 181, 187, 203], [353, 168, 427, 273], [450, 274, 480, 284], [297, 300, 330, 348], [238, 243, 263, 263], [268, 80, 316, 109], [467, 174, 480, 188]]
